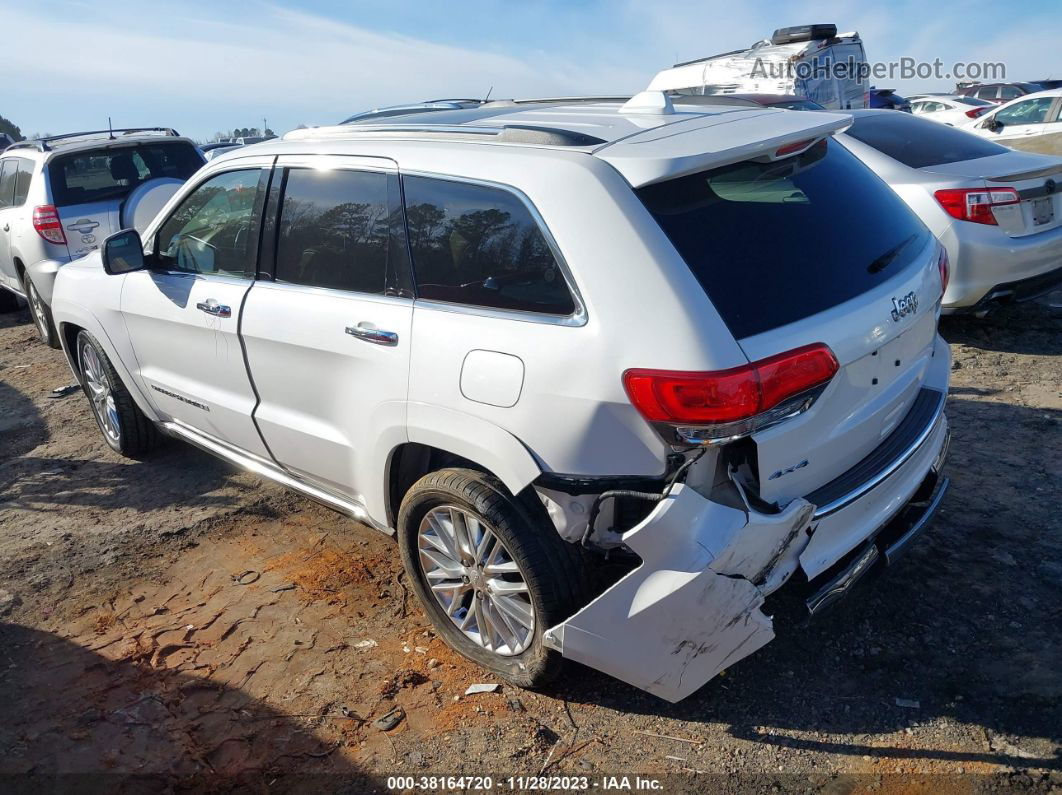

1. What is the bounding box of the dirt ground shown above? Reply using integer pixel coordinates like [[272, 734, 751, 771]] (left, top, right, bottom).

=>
[[0, 294, 1060, 793]]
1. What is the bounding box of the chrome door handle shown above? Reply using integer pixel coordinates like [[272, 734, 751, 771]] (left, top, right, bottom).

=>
[[346, 323, 398, 346], [196, 299, 231, 318]]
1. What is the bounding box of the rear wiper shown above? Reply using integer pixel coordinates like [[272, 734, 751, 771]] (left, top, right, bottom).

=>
[[867, 234, 917, 274]]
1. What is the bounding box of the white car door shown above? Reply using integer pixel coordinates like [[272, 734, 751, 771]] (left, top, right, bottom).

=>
[[240, 155, 413, 507], [0, 158, 22, 291], [121, 161, 273, 458], [979, 96, 1057, 143]]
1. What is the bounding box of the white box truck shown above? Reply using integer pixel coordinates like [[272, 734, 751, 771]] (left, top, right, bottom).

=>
[[648, 24, 869, 110]]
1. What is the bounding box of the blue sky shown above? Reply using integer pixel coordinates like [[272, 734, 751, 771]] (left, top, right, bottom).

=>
[[3, 0, 1059, 141]]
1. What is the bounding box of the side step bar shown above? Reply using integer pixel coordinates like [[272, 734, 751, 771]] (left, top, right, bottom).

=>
[[805, 475, 950, 617], [160, 421, 391, 534]]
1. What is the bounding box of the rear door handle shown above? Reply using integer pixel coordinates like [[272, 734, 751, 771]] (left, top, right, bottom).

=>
[[196, 299, 231, 318], [346, 322, 398, 346]]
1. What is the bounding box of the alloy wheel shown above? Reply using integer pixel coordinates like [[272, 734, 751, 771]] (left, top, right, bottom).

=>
[[80, 342, 121, 444], [417, 505, 536, 656]]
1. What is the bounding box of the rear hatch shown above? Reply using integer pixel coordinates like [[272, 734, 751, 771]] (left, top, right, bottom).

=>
[[46, 140, 203, 258], [635, 136, 943, 503], [923, 152, 1062, 237]]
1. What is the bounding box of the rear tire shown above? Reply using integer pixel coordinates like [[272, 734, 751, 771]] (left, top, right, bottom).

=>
[[397, 468, 589, 688], [76, 330, 161, 457], [24, 275, 59, 348], [0, 288, 19, 313]]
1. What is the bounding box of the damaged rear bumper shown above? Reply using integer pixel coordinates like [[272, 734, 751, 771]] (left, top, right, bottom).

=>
[[543, 411, 950, 703]]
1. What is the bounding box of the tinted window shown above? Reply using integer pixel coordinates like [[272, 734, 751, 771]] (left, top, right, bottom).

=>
[[975, 87, 998, 100], [995, 97, 1054, 125], [275, 168, 389, 294], [0, 160, 16, 208], [403, 176, 575, 315], [49, 142, 204, 207], [636, 139, 930, 339], [843, 112, 1009, 168], [13, 158, 33, 206], [999, 85, 1022, 100], [956, 96, 992, 107], [156, 169, 263, 277]]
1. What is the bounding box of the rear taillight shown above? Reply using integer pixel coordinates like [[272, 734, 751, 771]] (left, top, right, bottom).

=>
[[965, 107, 988, 119], [937, 245, 950, 297], [32, 205, 67, 245], [934, 187, 1019, 225], [623, 344, 839, 444]]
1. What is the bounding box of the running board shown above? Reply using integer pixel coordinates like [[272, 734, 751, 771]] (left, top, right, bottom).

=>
[[160, 421, 391, 534]]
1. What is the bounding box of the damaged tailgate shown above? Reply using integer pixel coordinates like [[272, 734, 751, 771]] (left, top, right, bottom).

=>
[[543, 484, 814, 702]]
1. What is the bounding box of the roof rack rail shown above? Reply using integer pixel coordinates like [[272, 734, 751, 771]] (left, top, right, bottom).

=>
[[286, 122, 606, 147], [508, 96, 631, 105], [7, 127, 180, 153]]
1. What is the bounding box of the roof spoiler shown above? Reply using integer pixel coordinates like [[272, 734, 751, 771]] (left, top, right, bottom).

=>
[[595, 110, 853, 188]]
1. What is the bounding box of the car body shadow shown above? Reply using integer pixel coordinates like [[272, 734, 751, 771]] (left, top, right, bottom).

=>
[[941, 297, 1062, 357], [0, 622, 384, 790], [554, 396, 1061, 770]]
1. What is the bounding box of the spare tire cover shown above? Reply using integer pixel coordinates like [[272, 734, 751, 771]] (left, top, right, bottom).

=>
[[122, 177, 185, 235]]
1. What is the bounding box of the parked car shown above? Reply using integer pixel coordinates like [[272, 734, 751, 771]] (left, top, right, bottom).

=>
[[962, 89, 1062, 155], [834, 110, 1062, 313], [649, 24, 869, 109], [0, 128, 205, 345], [868, 88, 912, 111], [50, 93, 950, 702], [200, 142, 242, 161], [665, 93, 825, 110], [910, 94, 994, 126], [957, 82, 1046, 104], [1032, 79, 1062, 91]]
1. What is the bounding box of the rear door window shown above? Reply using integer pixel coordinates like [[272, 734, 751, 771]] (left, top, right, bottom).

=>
[[842, 112, 1009, 168], [402, 175, 575, 316], [49, 142, 204, 207], [636, 138, 930, 339], [274, 168, 391, 295]]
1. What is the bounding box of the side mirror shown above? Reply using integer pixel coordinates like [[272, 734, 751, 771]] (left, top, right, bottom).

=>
[[986, 118, 1003, 132], [102, 229, 147, 275]]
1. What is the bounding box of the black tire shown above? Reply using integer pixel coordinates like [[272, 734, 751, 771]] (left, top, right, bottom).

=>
[[23, 274, 59, 348], [0, 288, 19, 313], [75, 330, 162, 457], [397, 468, 589, 688]]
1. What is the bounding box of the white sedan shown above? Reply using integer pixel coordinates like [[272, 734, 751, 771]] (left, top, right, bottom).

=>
[[962, 88, 1062, 155], [910, 94, 993, 126]]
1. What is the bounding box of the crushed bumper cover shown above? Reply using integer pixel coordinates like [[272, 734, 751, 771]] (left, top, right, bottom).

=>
[[543, 485, 815, 703]]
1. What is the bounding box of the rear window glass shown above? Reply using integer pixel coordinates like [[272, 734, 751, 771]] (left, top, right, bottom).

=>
[[49, 142, 203, 207], [843, 113, 1009, 168], [636, 138, 930, 339], [403, 175, 575, 316]]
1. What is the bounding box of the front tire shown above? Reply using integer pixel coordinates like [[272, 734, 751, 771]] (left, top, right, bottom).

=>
[[397, 468, 589, 688], [24, 275, 59, 348], [76, 330, 161, 457]]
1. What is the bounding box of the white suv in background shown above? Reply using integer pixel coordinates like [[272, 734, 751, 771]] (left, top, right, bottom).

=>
[[0, 129, 204, 346], [50, 94, 951, 702]]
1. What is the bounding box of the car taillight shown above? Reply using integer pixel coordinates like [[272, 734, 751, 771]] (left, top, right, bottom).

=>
[[623, 344, 839, 444], [934, 187, 1019, 225], [937, 245, 950, 297], [32, 205, 67, 245], [965, 107, 988, 119]]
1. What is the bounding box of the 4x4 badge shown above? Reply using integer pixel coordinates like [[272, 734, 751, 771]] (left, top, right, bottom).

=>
[[891, 291, 918, 322]]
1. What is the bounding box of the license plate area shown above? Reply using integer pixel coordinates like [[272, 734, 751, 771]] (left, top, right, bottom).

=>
[[1032, 197, 1055, 226]]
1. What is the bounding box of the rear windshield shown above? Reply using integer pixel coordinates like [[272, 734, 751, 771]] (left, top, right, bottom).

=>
[[956, 96, 992, 107], [636, 138, 930, 339], [843, 113, 1009, 168], [49, 142, 203, 207]]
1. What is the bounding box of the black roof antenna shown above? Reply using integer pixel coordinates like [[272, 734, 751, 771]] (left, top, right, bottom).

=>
[[108, 117, 115, 140], [484, 85, 494, 103]]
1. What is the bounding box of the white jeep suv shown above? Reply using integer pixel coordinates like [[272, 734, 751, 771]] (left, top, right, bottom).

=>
[[0, 129, 204, 346], [50, 94, 951, 702]]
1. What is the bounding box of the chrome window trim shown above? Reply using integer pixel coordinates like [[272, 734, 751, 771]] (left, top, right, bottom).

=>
[[252, 278, 414, 307], [812, 391, 947, 520], [398, 169, 588, 328], [274, 154, 398, 173]]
